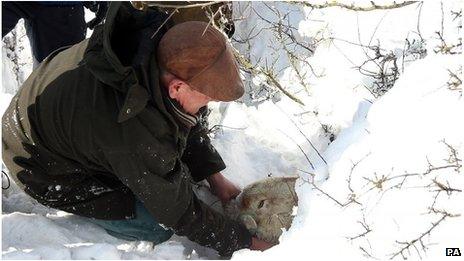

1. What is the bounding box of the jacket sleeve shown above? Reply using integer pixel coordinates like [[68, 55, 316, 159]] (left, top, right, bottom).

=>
[[173, 190, 253, 257], [103, 139, 251, 256], [182, 108, 226, 182]]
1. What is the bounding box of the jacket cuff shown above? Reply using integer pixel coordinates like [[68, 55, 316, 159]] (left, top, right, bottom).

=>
[[173, 194, 253, 257]]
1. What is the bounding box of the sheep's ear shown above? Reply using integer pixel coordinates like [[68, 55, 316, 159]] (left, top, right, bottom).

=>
[[240, 215, 258, 231]]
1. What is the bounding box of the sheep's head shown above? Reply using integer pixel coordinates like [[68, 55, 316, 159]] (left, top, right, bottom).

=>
[[225, 177, 298, 243]]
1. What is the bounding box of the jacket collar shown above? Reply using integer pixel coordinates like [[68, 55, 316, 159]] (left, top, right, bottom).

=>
[[166, 99, 199, 128], [160, 86, 199, 128], [81, 2, 173, 124]]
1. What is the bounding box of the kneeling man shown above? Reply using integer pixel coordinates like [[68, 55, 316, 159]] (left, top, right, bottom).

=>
[[2, 2, 271, 256]]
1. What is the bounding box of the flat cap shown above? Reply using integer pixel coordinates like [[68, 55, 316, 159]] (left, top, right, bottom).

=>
[[157, 21, 244, 101]]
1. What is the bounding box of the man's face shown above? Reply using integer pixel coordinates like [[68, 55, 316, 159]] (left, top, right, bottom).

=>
[[168, 79, 214, 115]]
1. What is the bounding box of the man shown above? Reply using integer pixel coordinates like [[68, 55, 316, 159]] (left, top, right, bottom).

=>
[[2, 1, 107, 67], [2, 2, 271, 256]]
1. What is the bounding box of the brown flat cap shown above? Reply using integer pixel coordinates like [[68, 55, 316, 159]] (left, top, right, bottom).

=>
[[157, 21, 244, 102]]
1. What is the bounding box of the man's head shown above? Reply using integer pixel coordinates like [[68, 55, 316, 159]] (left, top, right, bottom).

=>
[[157, 21, 244, 115], [159, 70, 214, 115]]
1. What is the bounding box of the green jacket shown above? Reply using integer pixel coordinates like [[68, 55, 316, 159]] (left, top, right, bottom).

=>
[[2, 2, 251, 256]]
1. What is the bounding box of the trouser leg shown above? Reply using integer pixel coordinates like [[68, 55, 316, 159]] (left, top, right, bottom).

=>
[[1, 2, 29, 37], [2, 2, 86, 64], [24, 3, 86, 63], [87, 199, 174, 244]]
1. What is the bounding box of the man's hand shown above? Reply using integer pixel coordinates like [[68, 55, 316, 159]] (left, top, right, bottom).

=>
[[207, 172, 241, 204], [250, 237, 275, 251]]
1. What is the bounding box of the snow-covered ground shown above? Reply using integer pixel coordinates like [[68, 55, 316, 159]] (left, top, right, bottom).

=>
[[2, 1, 463, 260]]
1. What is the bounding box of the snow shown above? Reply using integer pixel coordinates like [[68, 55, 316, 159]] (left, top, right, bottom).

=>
[[2, 1, 463, 260]]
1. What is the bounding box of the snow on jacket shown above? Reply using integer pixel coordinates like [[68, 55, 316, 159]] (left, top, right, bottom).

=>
[[1, 2, 252, 256]]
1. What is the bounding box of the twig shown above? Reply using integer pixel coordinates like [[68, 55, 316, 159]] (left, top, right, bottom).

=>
[[278, 130, 315, 170], [140, 2, 224, 10], [151, 8, 178, 39], [416, 1, 424, 41], [375, 163, 460, 189], [310, 180, 347, 207], [430, 178, 462, 195], [446, 69, 463, 95], [208, 124, 247, 134], [434, 31, 461, 54], [294, 1, 419, 12], [390, 212, 459, 259], [232, 47, 306, 105], [275, 104, 328, 165], [347, 215, 372, 241], [347, 153, 372, 195], [301, 176, 358, 208], [360, 246, 378, 259]]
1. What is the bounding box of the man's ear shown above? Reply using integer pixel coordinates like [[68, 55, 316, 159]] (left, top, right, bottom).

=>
[[167, 79, 185, 99]]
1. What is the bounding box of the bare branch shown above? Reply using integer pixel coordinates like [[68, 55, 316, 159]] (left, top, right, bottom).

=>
[[151, 8, 178, 39], [278, 129, 315, 170], [441, 140, 462, 172], [293, 1, 419, 12], [135, 1, 223, 10], [300, 175, 360, 208], [232, 46, 306, 105], [376, 161, 461, 189], [275, 105, 328, 165], [208, 124, 247, 134], [446, 68, 463, 96], [359, 246, 379, 259], [432, 179, 462, 194], [347, 153, 372, 202], [390, 212, 459, 259], [434, 31, 462, 54], [347, 215, 373, 241]]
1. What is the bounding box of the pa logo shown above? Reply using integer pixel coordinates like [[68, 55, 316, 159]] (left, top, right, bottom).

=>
[[446, 248, 461, 256]]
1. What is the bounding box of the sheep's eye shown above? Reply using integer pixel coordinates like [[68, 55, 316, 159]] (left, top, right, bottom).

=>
[[258, 200, 265, 209]]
